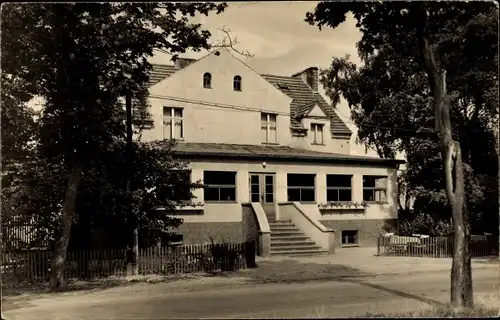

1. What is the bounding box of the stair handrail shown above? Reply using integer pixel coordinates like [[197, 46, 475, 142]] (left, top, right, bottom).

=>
[[290, 202, 333, 232]]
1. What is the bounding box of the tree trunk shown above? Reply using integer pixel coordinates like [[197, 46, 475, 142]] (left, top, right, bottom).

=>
[[416, 5, 473, 308], [49, 162, 83, 290]]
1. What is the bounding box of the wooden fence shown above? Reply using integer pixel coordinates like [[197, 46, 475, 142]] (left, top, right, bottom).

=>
[[1, 241, 256, 286], [1, 224, 51, 250], [377, 234, 497, 258]]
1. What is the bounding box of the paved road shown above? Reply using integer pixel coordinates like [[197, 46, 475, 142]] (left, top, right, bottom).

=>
[[4, 268, 498, 319]]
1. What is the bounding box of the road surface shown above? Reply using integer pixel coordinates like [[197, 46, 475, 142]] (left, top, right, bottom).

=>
[[3, 268, 499, 319]]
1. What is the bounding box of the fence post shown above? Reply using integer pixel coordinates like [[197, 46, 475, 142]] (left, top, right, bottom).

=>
[[377, 236, 380, 256], [247, 240, 256, 268]]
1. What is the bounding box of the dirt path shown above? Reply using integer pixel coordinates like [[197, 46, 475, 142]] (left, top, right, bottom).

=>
[[3, 268, 498, 319]]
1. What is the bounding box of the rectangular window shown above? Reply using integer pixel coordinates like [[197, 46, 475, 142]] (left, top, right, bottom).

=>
[[204, 171, 237, 202], [287, 174, 315, 202], [326, 174, 352, 202], [161, 170, 192, 201], [341, 230, 359, 245], [163, 107, 184, 140], [363, 176, 388, 203], [261, 112, 278, 144], [311, 123, 324, 145]]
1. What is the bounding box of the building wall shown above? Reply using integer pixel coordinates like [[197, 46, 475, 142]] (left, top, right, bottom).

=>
[[141, 49, 293, 146], [174, 160, 397, 246], [301, 107, 351, 154], [320, 219, 399, 248], [182, 159, 398, 222], [136, 49, 352, 154]]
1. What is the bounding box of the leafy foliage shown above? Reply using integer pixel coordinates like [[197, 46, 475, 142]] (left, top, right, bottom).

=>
[[1, 3, 228, 287], [306, 2, 498, 235]]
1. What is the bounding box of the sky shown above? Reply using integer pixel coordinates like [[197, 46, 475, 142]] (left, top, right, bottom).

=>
[[149, 1, 382, 157]]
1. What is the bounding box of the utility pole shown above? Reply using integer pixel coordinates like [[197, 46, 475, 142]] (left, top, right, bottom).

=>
[[125, 91, 139, 276]]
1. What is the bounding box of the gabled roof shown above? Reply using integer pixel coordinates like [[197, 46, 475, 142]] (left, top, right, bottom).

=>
[[261, 74, 351, 138], [148, 64, 177, 87], [147, 62, 352, 138], [157, 142, 405, 167]]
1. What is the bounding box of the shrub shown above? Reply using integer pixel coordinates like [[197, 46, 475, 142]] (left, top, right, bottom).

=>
[[209, 237, 240, 272]]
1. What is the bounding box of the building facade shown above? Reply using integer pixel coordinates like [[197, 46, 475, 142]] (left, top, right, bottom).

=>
[[140, 49, 403, 255]]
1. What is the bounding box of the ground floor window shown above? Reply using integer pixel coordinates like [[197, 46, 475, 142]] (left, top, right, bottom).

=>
[[203, 171, 237, 202], [341, 230, 359, 245], [162, 170, 192, 201], [326, 174, 352, 202], [287, 173, 315, 202], [363, 175, 388, 203]]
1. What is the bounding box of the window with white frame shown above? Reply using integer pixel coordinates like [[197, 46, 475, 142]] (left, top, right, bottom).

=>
[[163, 107, 183, 140], [363, 175, 388, 203], [326, 174, 352, 202], [261, 112, 277, 144], [287, 173, 315, 202], [310, 123, 324, 145], [203, 171, 237, 202]]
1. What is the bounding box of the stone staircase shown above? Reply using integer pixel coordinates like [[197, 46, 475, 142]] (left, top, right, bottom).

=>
[[269, 219, 328, 256]]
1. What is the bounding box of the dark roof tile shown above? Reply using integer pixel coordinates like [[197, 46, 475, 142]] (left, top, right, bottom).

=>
[[161, 142, 404, 166]]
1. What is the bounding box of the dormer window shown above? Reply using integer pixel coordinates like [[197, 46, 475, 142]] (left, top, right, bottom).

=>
[[311, 123, 324, 145], [233, 75, 242, 91], [203, 72, 212, 89]]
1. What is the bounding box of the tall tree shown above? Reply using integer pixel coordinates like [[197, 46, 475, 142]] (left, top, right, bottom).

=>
[[306, 1, 498, 308], [1, 2, 227, 289]]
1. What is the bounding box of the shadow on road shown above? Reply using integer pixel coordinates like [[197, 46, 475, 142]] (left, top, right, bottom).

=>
[[340, 278, 446, 308], [233, 258, 371, 284], [234, 258, 447, 308]]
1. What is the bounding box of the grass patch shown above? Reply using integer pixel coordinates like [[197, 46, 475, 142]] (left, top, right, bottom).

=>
[[363, 294, 500, 318], [363, 306, 498, 318]]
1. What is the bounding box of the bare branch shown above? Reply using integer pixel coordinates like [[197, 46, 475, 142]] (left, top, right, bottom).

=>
[[208, 26, 255, 58]]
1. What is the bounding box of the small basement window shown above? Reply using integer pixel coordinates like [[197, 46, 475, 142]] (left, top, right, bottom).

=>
[[341, 230, 359, 246]]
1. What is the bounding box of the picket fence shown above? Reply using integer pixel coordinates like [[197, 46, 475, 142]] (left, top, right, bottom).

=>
[[1, 241, 256, 285], [377, 234, 497, 258]]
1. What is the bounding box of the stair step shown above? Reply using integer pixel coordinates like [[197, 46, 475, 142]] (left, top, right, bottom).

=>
[[271, 245, 322, 251], [270, 231, 305, 237], [268, 220, 293, 225], [270, 249, 329, 256], [270, 227, 300, 232], [270, 240, 316, 247], [271, 234, 309, 240]]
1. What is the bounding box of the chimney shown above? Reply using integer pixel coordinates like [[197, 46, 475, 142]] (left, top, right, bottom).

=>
[[292, 67, 319, 93], [174, 58, 197, 70]]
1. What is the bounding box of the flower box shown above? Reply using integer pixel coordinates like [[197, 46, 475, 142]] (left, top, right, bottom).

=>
[[318, 201, 368, 215]]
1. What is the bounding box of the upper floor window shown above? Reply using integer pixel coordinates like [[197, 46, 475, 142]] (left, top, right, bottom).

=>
[[326, 174, 352, 202], [261, 112, 277, 144], [203, 72, 212, 89], [363, 176, 388, 203], [233, 75, 242, 91], [311, 123, 324, 145], [163, 107, 183, 140]]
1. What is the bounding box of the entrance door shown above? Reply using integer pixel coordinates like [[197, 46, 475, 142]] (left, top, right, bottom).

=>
[[249, 173, 276, 221]]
